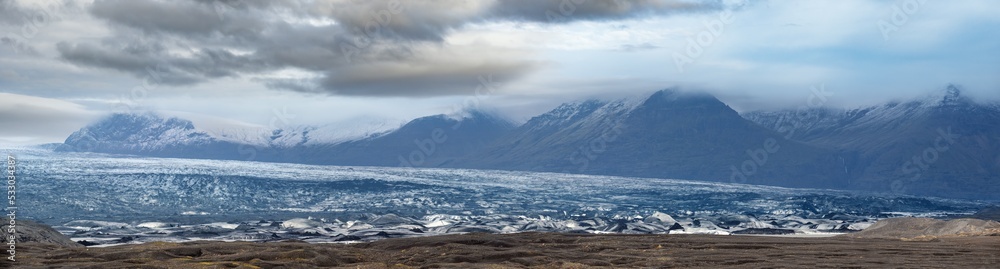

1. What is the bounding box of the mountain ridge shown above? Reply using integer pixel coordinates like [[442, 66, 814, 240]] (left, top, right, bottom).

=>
[[743, 85, 1000, 199]]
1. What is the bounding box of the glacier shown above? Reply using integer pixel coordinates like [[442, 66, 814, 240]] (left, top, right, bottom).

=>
[[5, 147, 988, 246]]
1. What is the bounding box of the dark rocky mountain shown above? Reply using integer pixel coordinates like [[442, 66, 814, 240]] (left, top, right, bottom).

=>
[[455, 90, 852, 189], [743, 85, 1000, 199]]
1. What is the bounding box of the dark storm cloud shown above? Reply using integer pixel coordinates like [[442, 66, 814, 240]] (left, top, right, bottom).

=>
[[313, 0, 480, 42], [487, 0, 722, 22], [317, 58, 539, 96], [1, 0, 80, 55], [56, 41, 269, 85], [311, 0, 724, 42], [89, 0, 268, 38], [56, 0, 724, 97]]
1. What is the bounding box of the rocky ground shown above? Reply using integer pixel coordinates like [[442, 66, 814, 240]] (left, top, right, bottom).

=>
[[2, 218, 999, 268]]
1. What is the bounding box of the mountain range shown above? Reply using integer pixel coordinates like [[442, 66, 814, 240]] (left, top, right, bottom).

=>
[[744, 85, 1000, 199], [56, 86, 1000, 199]]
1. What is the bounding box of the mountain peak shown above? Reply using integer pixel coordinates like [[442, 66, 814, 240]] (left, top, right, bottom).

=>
[[105, 112, 195, 130], [638, 89, 733, 114], [445, 109, 506, 123], [938, 84, 968, 106], [86, 112, 197, 135], [393, 109, 515, 136], [918, 84, 973, 109], [944, 84, 961, 98], [646, 88, 721, 103], [524, 99, 608, 128]]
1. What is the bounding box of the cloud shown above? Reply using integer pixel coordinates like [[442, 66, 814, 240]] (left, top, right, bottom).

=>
[[0, 0, 80, 55], [292, 0, 724, 41], [90, 0, 267, 38], [620, 42, 660, 51], [317, 47, 540, 96], [0, 36, 39, 55], [313, 0, 490, 42], [0, 0, 33, 26], [487, 0, 722, 23], [52, 0, 724, 97], [0, 69, 24, 81], [56, 41, 268, 85], [0, 93, 100, 144]]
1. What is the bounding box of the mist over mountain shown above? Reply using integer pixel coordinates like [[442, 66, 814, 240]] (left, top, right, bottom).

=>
[[57, 86, 999, 199], [295, 111, 516, 167]]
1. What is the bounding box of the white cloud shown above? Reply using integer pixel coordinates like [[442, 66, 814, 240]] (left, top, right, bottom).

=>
[[0, 93, 100, 145]]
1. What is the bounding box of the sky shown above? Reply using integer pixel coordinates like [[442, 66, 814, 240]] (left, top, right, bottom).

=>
[[1, 0, 999, 145]]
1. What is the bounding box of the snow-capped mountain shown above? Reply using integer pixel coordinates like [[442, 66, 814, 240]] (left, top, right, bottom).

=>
[[56, 113, 236, 158], [743, 85, 1000, 199], [459, 89, 852, 189], [209, 120, 400, 149], [54, 87, 999, 199]]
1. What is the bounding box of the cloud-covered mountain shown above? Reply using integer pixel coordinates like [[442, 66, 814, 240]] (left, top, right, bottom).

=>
[[457, 90, 851, 189], [743, 85, 1000, 199]]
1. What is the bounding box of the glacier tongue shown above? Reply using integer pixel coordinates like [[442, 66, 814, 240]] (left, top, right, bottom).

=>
[[9, 147, 986, 246]]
